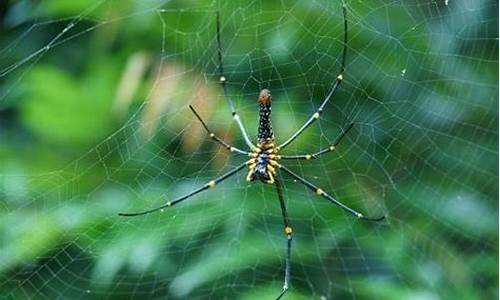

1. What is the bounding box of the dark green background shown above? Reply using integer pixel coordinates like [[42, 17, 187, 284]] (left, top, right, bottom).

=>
[[0, 0, 498, 299]]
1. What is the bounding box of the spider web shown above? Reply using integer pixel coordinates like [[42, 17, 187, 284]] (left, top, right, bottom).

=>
[[0, 0, 498, 299]]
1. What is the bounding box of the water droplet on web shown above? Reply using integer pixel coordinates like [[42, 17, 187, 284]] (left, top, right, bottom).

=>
[[160, 209, 164, 212], [401, 68, 407, 77]]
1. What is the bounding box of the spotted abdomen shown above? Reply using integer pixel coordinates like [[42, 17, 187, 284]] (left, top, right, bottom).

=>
[[257, 89, 274, 143]]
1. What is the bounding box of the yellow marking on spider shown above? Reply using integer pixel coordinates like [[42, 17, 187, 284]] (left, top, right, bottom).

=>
[[269, 160, 279, 167], [246, 171, 254, 181], [267, 172, 275, 184], [313, 112, 320, 119], [285, 226, 293, 235], [267, 165, 276, 173], [316, 188, 325, 195], [208, 180, 216, 188]]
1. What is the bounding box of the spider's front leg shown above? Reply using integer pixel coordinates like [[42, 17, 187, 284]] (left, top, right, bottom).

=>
[[274, 178, 292, 300], [279, 164, 385, 222], [118, 161, 249, 217]]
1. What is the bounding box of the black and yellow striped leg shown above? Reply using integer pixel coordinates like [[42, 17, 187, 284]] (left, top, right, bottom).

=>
[[279, 165, 385, 222], [278, 5, 348, 150], [118, 162, 248, 217], [275, 178, 292, 300], [216, 12, 256, 150], [280, 123, 354, 160], [189, 105, 249, 155]]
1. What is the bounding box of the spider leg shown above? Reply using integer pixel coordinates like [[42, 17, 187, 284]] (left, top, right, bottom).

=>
[[216, 12, 256, 150], [279, 164, 385, 222], [118, 162, 248, 217], [278, 5, 348, 150], [280, 123, 353, 160], [189, 105, 250, 155], [274, 178, 292, 300]]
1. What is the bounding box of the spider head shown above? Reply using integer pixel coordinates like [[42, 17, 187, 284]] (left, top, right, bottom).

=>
[[247, 153, 276, 184], [258, 89, 271, 104]]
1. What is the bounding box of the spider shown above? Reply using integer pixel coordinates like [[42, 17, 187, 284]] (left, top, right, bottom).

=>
[[119, 3, 385, 299]]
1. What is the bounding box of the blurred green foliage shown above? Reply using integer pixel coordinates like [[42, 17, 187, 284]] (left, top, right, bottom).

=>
[[0, 0, 498, 299]]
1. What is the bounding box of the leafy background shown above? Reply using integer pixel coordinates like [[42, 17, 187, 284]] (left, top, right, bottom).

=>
[[0, 0, 498, 299]]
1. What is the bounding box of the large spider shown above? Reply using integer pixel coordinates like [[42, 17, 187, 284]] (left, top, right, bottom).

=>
[[119, 4, 385, 299]]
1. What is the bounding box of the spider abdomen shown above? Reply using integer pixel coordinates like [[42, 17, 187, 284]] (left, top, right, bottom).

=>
[[257, 89, 274, 143]]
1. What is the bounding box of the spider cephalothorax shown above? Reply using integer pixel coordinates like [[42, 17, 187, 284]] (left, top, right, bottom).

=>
[[119, 6, 385, 300], [246, 143, 280, 184]]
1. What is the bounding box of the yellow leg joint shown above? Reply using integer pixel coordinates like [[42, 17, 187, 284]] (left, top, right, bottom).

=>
[[166, 201, 172, 207], [246, 171, 254, 182], [285, 226, 293, 235], [329, 145, 336, 151], [208, 180, 216, 188], [267, 172, 275, 184], [305, 154, 312, 160], [316, 188, 324, 196], [269, 160, 279, 167]]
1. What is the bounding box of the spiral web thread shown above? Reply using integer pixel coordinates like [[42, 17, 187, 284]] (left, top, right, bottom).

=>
[[0, 0, 497, 299]]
